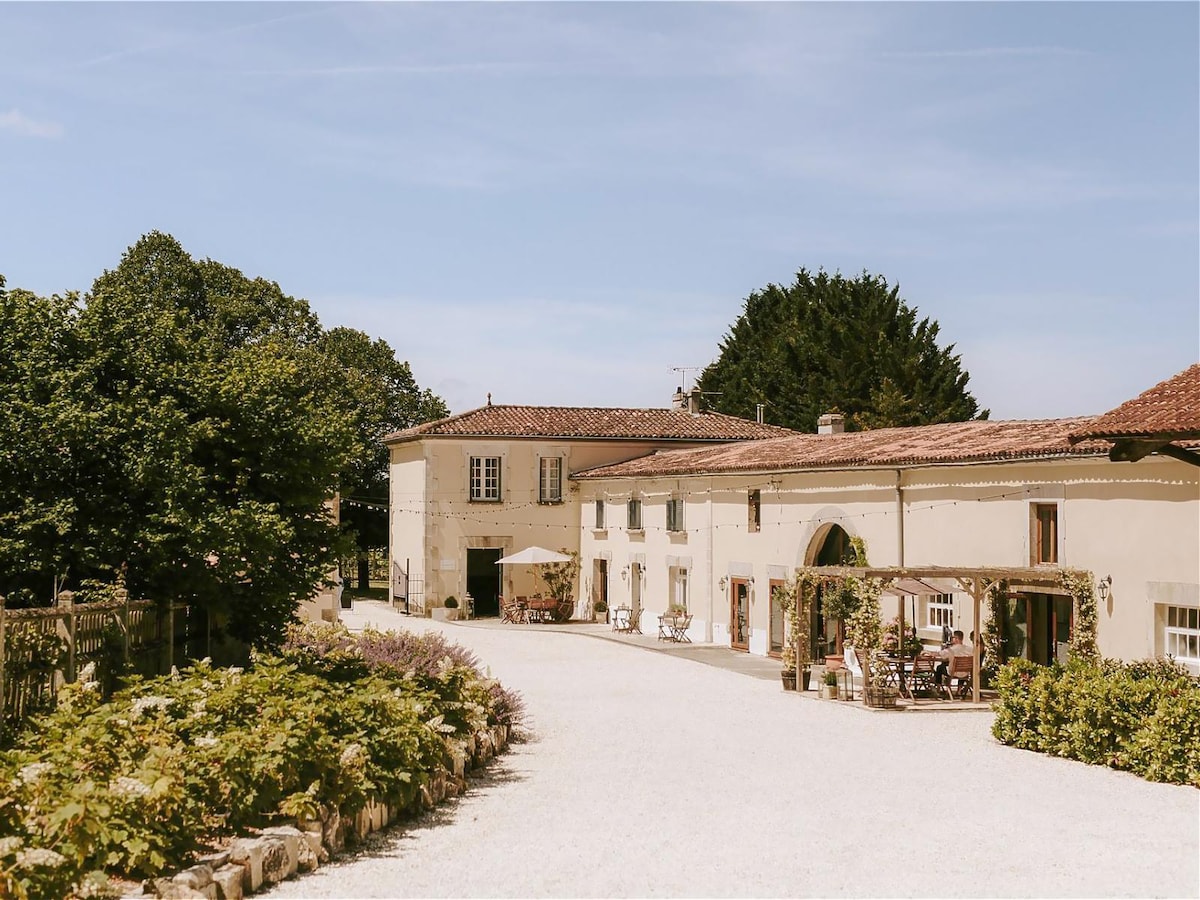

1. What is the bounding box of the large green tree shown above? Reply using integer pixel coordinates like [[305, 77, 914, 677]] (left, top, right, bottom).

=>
[[320, 326, 448, 588], [696, 268, 987, 432], [0, 233, 446, 646]]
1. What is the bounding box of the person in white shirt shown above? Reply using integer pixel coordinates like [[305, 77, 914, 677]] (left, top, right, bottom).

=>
[[934, 630, 973, 686]]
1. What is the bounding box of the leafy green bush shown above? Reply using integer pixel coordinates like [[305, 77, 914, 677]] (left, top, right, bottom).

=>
[[0, 624, 521, 898], [992, 656, 1200, 787]]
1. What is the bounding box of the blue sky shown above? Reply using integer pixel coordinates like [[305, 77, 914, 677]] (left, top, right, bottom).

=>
[[2, 2, 1196, 420]]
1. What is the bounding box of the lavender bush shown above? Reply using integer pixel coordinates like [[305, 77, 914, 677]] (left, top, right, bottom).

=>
[[281, 622, 525, 729]]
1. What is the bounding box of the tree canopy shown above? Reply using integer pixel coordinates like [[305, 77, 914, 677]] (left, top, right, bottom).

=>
[[0, 233, 446, 646], [696, 268, 988, 432]]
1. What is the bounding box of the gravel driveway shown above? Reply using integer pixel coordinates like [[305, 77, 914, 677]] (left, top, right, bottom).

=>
[[264, 603, 1199, 898]]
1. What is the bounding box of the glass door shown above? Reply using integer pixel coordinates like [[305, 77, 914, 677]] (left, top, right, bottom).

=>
[[768, 580, 786, 658], [630, 562, 642, 617], [731, 578, 750, 652], [1000, 595, 1028, 663]]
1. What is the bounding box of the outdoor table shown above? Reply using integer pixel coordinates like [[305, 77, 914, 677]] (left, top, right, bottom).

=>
[[611, 606, 632, 632], [657, 613, 692, 643]]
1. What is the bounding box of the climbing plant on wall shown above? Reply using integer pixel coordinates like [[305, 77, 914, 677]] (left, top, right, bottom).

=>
[[1059, 568, 1099, 662]]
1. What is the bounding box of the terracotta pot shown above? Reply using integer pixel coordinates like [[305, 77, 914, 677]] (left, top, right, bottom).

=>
[[824, 654, 844, 671]]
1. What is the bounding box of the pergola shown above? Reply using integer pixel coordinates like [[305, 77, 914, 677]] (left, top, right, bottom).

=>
[[795, 565, 1075, 703]]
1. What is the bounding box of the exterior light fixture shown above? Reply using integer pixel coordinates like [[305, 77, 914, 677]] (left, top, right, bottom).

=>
[[718, 576, 728, 591], [620, 566, 629, 581], [1097, 575, 1112, 602]]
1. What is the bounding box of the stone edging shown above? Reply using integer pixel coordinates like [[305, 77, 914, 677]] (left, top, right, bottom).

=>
[[131, 724, 511, 899]]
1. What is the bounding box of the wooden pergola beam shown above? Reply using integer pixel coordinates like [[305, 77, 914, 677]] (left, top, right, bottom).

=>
[[796, 564, 1084, 704]]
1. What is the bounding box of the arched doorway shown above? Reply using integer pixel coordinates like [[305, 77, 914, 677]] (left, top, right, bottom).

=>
[[807, 524, 855, 661]]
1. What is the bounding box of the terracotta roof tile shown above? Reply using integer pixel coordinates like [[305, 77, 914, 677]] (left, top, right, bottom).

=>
[[573, 418, 1113, 479], [1068, 364, 1200, 443], [383, 405, 796, 444]]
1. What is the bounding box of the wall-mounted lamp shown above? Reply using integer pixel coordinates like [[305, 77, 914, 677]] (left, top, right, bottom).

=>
[[620, 566, 629, 581], [718, 576, 728, 591], [747, 576, 755, 587], [1097, 575, 1112, 602]]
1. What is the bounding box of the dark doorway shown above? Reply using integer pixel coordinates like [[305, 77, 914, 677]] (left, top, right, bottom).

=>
[[467, 549, 503, 617], [1000, 592, 1073, 666], [812, 525, 855, 660]]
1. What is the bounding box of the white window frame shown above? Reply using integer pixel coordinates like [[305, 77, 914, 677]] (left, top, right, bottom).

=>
[[671, 566, 689, 612], [925, 594, 955, 631], [666, 497, 685, 533], [627, 498, 642, 530], [538, 457, 562, 504], [1164, 605, 1200, 673], [469, 455, 501, 502]]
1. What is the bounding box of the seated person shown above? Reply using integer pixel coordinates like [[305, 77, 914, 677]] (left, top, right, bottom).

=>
[[934, 630, 973, 685]]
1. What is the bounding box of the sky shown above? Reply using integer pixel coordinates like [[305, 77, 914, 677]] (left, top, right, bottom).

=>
[[1, 2, 1197, 421]]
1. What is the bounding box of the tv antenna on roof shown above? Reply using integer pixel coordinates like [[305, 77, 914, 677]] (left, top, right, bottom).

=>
[[671, 366, 703, 391]]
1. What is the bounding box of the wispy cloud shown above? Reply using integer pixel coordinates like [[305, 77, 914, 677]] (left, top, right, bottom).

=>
[[240, 62, 532, 79], [0, 109, 63, 139], [881, 46, 1089, 61]]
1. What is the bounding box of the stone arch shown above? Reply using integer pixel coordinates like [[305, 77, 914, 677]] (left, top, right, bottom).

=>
[[796, 515, 858, 660]]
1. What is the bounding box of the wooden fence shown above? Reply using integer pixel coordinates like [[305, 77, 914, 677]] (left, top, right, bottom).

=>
[[0, 590, 214, 729]]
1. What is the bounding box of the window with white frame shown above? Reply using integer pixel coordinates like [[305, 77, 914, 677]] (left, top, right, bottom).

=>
[[469, 456, 501, 502], [627, 498, 642, 530], [670, 566, 689, 612], [666, 497, 685, 532], [925, 594, 955, 630], [1164, 605, 1200, 672], [594, 499, 606, 530], [538, 457, 562, 503]]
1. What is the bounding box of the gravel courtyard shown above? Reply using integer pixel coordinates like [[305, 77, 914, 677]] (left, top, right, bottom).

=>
[[265, 602, 1199, 899]]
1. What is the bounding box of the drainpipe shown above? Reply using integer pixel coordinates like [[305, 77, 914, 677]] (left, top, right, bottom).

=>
[[705, 476, 714, 643], [895, 469, 905, 567]]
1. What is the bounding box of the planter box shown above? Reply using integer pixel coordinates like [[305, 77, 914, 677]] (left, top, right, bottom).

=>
[[431, 608, 459, 622], [864, 686, 900, 709], [781, 670, 797, 691]]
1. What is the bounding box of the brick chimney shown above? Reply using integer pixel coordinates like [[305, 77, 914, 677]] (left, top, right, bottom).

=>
[[817, 413, 845, 434]]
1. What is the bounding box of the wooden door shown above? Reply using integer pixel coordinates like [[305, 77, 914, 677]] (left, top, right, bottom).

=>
[[730, 578, 750, 652]]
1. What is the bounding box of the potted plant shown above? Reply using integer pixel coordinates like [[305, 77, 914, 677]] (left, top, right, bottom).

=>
[[593, 599, 608, 623], [822, 669, 839, 700], [432, 595, 459, 622], [780, 644, 798, 691]]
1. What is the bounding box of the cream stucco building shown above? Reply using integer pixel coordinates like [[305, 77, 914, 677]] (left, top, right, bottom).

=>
[[383, 395, 793, 617], [573, 415, 1199, 670], [385, 368, 1200, 673]]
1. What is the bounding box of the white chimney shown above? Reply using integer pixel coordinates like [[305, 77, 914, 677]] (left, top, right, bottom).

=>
[[817, 413, 845, 434], [671, 387, 687, 410], [687, 389, 702, 416]]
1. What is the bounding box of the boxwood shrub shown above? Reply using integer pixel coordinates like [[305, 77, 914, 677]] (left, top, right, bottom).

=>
[[992, 656, 1200, 787], [0, 623, 523, 899]]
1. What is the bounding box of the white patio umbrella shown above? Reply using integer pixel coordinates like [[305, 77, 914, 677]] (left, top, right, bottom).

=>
[[495, 546, 571, 565]]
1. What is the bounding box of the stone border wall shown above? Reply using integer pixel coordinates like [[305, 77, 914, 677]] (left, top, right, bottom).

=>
[[133, 724, 510, 899]]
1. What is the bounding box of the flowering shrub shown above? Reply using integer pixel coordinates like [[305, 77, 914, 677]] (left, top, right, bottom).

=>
[[992, 656, 1200, 787], [0, 625, 523, 898], [281, 622, 525, 730]]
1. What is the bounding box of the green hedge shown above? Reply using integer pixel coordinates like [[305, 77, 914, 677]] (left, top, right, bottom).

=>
[[0, 623, 521, 899], [992, 656, 1200, 787]]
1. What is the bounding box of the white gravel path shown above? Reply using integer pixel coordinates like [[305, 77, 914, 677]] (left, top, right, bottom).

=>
[[264, 602, 1199, 898]]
